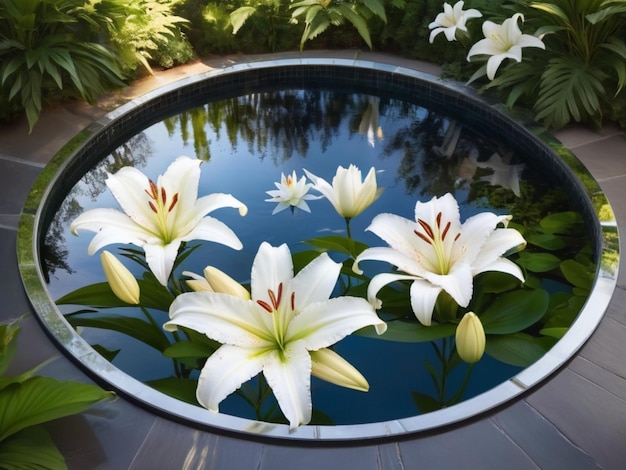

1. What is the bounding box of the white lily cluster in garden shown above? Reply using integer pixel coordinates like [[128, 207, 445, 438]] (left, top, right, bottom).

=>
[[72, 156, 526, 430], [429, 1, 545, 80]]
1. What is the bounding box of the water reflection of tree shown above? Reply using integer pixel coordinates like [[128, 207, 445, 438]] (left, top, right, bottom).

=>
[[43, 134, 152, 281], [162, 91, 368, 164], [81, 133, 152, 200], [381, 107, 459, 196]]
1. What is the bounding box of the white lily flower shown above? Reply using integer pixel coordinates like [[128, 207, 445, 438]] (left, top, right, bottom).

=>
[[164, 242, 387, 430], [265, 170, 321, 214], [71, 156, 247, 286], [467, 13, 545, 80], [429, 1, 482, 43], [304, 165, 383, 219], [353, 193, 526, 326]]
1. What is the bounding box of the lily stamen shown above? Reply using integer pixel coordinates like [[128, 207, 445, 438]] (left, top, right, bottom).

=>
[[257, 299, 273, 313]]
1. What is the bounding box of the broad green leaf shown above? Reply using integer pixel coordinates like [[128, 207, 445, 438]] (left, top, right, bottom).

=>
[[92, 344, 120, 362], [516, 252, 561, 272], [411, 392, 441, 414], [162, 340, 219, 360], [480, 289, 549, 334], [229, 6, 257, 35], [0, 425, 67, 470], [0, 376, 113, 441], [66, 315, 171, 352], [526, 232, 567, 250], [485, 333, 554, 367], [303, 235, 368, 258], [560, 259, 594, 289], [357, 320, 455, 343], [56, 280, 174, 311], [336, 3, 372, 48], [474, 271, 523, 295], [539, 327, 568, 339], [145, 377, 198, 405], [361, 0, 387, 21]]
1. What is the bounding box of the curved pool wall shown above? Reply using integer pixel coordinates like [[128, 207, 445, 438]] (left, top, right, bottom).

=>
[[18, 57, 619, 442]]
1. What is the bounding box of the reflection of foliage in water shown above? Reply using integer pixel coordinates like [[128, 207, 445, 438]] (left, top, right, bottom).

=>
[[162, 91, 372, 163], [43, 134, 152, 281]]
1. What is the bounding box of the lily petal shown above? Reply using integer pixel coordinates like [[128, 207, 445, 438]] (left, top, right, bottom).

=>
[[196, 344, 267, 412], [144, 241, 181, 286], [71, 208, 149, 253], [183, 216, 244, 250], [291, 252, 341, 309], [263, 343, 312, 430], [288, 296, 387, 349], [366, 272, 418, 309], [165, 292, 274, 347], [410, 279, 443, 326], [250, 242, 293, 303]]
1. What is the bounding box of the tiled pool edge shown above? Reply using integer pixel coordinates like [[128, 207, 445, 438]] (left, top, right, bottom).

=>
[[17, 57, 619, 443]]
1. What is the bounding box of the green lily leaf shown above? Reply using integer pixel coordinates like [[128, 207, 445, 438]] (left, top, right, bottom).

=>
[[474, 271, 522, 295], [485, 333, 555, 367], [162, 340, 219, 360], [0, 376, 114, 442], [66, 315, 171, 352], [145, 377, 198, 405], [560, 259, 594, 289], [539, 327, 568, 339], [357, 320, 455, 343], [539, 211, 582, 233], [525, 232, 567, 250], [480, 289, 549, 335], [516, 252, 561, 272], [411, 391, 441, 414], [56, 280, 174, 311], [0, 425, 67, 470], [91, 344, 120, 362], [303, 235, 368, 258]]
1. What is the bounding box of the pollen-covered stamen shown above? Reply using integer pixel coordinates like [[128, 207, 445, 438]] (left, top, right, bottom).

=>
[[417, 218, 435, 240], [414, 212, 461, 275], [257, 299, 273, 313], [290, 292, 295, 311], [168, 193, 179, 212], [142, 178, 181, 239]]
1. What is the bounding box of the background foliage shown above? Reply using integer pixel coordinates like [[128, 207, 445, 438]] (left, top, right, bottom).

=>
[[1, 0, 625, 129]]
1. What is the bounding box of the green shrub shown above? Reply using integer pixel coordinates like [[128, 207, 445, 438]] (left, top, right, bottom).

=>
[[0, 0, 126, 130], [106, 0, 193, 76]]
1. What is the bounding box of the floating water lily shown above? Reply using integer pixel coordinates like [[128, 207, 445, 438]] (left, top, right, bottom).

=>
[[165, 242, 387, 430], [353, 193, 526, 326], [70, 156, 247, 286], [467, 13, 545, 80], [429, 1, 482, 43], [304, 165, 383, 219], [265, 170, 321, 214]]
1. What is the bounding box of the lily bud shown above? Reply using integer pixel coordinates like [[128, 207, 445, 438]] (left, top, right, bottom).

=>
[[310, 348, 369, 392], [455, 312, 486, 363], [183, 266, 250, 300], [101, 250, 140, 305]]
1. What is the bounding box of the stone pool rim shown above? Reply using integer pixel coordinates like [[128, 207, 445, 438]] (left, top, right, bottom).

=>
[[17, 56, 619, 443]]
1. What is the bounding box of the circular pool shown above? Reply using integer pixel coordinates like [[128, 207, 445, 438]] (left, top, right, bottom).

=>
[[18, 57, 618, 442]]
